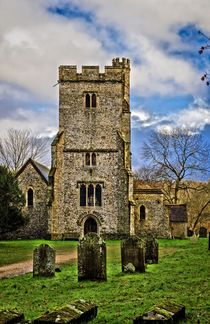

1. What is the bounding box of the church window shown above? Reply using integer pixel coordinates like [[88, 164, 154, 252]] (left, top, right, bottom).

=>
[[27, 188, 34, 207], [92, 93, 97, 108], [85, 153, 90, 166], [95, 184, 102, 206], [80, 184, 86, 206], [92, 153, 96, 166], [88, 184, 94, 206], [85, 93, 97, 109], [140, 205, 146, 220], [79, 183, 102, 207], [85, 94, 90, 108]]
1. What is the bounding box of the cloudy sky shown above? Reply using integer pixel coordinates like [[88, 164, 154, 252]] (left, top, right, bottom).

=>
[[0, 0, 210, 170]]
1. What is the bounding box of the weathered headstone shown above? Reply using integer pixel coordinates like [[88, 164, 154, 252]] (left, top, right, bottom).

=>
[[33, 244, 55, 277], [121, 235, 145, 273], [133, 301, 185, 323], [78, 233, 107, 281], [33, 300, 97, 323], [0, 309, 24, 324], [145, 236, 158, 264], [199, 226, 207, 238]]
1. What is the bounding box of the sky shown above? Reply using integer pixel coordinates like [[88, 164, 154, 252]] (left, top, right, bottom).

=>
[[0, 0, 210, 171]]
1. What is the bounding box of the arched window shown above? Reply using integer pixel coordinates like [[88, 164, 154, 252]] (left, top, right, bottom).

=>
[[88, 184, 94, 206], [140, 205, 146, 220], [80, 184, 86, 206], [85, 153, 90, 166], [92, 93, 97, 108], [27, 188, 34, 207], [85, 94, 90, 108], [95, 184, 102, 206], [92, 153, 96, 166]]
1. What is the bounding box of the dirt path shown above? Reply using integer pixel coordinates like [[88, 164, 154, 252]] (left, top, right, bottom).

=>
[[0, 251, 77, 279]]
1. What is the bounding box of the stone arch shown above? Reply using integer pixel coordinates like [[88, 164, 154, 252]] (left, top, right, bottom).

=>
[[84, 217, 98, 235], [77, 212, 103, 237]]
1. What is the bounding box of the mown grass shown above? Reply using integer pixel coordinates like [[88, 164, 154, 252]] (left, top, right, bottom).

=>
[[0, 239, 209, 323]]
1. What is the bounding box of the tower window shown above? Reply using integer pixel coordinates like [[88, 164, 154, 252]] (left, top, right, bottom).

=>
[[27, 188, 34, 207], [95, 184, 102, 206], [79, 183, 102, 207], [85, 153, 90, 166], [140, 205, 146, 220], [85, 152, 97, 166], [85, 93, 97, 109], [92, 93, 97, 108], [85, 94, 90, 108], [80, 184, 86, 206]]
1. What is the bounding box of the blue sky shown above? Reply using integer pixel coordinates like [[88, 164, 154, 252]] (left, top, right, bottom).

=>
[[0, 0, 210, 174]]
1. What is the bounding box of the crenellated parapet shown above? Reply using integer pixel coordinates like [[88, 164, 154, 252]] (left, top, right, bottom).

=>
[[59, 57, 130, 82]]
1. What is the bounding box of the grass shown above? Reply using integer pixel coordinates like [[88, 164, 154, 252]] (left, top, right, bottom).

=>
[[0, 239, 209, 323]]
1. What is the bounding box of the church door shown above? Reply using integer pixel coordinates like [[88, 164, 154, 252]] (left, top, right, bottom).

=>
[[84, 217, 97, 235]]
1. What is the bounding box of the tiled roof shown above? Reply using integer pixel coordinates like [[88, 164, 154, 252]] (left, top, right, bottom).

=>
[[16, 158, 49, 184]]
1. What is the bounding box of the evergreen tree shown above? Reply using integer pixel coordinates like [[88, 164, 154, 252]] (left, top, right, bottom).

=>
[[0, 166, 25, 234]]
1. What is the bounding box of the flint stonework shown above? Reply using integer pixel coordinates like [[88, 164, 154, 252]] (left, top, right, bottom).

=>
[[145, 236, 158, 264], [78, 233, 107, 281], [33, 244, 55, 277], [121, 235, 145, 273]]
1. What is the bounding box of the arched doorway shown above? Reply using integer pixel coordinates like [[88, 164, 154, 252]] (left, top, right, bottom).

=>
[[84, 217, 97, 235]]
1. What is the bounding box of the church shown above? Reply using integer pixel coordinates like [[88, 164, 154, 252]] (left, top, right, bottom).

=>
[[13, 58, 171, 240]]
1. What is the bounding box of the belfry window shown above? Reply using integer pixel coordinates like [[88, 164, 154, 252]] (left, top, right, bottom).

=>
[[27, 188, 34, 207], [140, 205, 146, 220], [85, 152, 97, 166], [85, 93, 97, 108], [79, 183, 102, 207]]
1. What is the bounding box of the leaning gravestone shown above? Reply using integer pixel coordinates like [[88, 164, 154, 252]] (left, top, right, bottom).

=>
[[78, 233, 107, 281], [121, 235, 145, 273], [33, 244, 55, 277], [145, 235, 158, 264]]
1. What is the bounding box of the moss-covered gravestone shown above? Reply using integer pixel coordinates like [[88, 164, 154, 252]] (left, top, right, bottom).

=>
[[121, 235, 145, 273], [0, 310, 24, 324], [33, 300, 97, 323], [78, 233, 107, 281], [145, 235, 158, 264], [133, 301, 185, 323], [33, 244, 55, 277]]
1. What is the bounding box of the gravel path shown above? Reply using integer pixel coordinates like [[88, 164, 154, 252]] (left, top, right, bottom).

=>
[[0, 251, 77, 278]]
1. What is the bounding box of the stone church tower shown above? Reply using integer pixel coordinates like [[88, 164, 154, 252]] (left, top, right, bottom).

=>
[[48, 58, 134, 239]]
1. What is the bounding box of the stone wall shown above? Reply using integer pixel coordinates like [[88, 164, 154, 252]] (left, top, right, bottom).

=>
[[49, 58, 132, 239], [3, 162, 49, 239], [133, 182, 171, 238]]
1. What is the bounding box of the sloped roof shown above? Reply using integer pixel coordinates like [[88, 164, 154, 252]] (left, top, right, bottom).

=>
[[16, 158, 49, 184], [167, 204, 187, 223], [134, 188, 163, 195]]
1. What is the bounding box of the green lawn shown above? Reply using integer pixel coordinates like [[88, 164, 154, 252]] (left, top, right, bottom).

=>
[[0, 239, 209, 323]]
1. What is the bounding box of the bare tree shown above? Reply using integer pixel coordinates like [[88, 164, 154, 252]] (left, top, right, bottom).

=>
[[198, 30, 210, 86], [0, 129, 49, 172], [142, 128, 210, 204]]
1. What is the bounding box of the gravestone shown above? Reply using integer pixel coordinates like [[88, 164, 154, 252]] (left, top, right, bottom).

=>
[[121, 235, 145, 273], [78, 233, 107, 281], [33, 244, 55, 277], [145, 236, 158, 264], [199, 226, 207, 238], [133, 301, 185, 323], [33, 300, 97, 323], [0, 310, 24, 324]]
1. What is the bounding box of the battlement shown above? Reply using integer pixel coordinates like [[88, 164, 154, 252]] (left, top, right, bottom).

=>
[[59, 58, 130, 82]]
